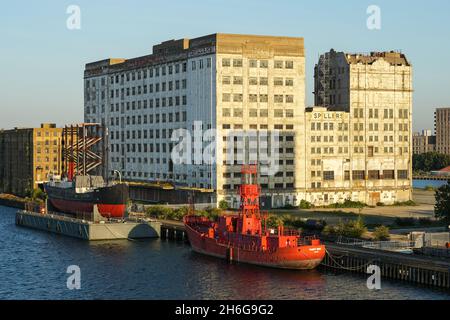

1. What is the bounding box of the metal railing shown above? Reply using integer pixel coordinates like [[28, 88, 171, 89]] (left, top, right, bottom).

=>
[[20, 207, 131, 225], [336, 236, 417, 251], [297, 235, 319, 246]]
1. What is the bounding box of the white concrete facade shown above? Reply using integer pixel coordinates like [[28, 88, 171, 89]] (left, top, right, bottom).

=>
[[84, 36, 413, 208], [312, 50, 413, 205]]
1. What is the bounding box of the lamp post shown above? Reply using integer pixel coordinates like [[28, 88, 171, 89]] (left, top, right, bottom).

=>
[[113, 170, 122, 183]]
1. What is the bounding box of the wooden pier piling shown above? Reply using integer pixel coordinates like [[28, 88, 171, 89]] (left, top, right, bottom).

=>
[[160, 222, 188, 243], [322, 243, 450, 289]]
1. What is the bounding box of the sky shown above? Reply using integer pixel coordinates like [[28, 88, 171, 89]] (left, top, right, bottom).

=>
[[1, 0, 449, 132]]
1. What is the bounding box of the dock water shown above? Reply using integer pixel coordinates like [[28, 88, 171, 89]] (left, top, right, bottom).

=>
[[15, 208, 450, 290]]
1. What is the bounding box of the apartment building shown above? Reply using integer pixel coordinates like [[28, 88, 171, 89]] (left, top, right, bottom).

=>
[[84, 33, 305, 208], [412, 130, 436, 155], [0, 124, 63, 196], [435, 108, 450, 155], [312, 50, 413, 205]]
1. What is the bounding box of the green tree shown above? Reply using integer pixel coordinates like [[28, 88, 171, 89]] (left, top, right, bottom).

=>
[[413, 152, 450, 172], [435, 181, 450, 222]]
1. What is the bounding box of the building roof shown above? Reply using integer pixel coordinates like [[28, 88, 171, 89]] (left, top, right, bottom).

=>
[[84, 33, 305, 77], [439, 166, 450, 173], [345, 51, 410, 66]]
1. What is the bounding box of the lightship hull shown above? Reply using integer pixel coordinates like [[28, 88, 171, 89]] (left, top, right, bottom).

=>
[[185, 222, 325, 270]]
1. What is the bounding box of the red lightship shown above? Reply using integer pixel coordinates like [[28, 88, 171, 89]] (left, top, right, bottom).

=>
[[184, 165, 326, 270]]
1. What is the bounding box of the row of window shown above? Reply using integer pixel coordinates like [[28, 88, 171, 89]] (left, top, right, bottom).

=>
[[107, 80, 188, 98], [110, 126, 184, 141], [222, 183, 295, 190], [87, 63, 189, 88], [36, 148, 58, 154], [87, 80, 188, 102], [310, 122, 408, 132], [109, 170, 210, 186], [221, 135, 294, 142], [191, 58, 212, 70], [221, 124, 294, 130], [110, 139, 296, 154], [36, 157, 58, 163], [222, 58, 294, 69], [112, 156, 171, 166], [111, 143, 174, 154], [35, 165, 58, 171], [36, 140, 59, 146], [109, 111, 188, 127], [310, 122, 345, 131], [222, 170, 295, 179], [86, 96, 188, 114], [310, 146, 409, 155], [221, 108, 294, 118], [310, 170, 409, 181], [222, 147, 294, 154], [36, 131, 59, 137], [310, 136, 346, 143], [353, 108, 409, 119], [221, 76, 294, 86], [352, 135, 410, 143], [222, 94, 294, 103]]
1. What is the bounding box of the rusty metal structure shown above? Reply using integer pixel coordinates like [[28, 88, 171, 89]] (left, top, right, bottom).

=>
[[62, 123, 107, 180]]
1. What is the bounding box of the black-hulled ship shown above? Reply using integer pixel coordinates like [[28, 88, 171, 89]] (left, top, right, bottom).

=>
[[44, 123, 128, 218], [44, 176, 129, 218]]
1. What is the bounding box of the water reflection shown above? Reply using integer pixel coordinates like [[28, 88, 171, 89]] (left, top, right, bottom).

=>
[[1, 206, 449, 300]]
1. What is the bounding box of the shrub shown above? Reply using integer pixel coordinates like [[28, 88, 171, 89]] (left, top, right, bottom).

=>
[[218, 200, 229, 210], [145, 206, 173, 219], [322, 225, 336, 236], [321, 217, 367, 238], [393, 200, 417, 206], [193, 207, 223, 221], [373, 225, 390, 241], [205, 207, 222, 220], [172, 207, 189, 220], [299, 200, 313, 209], [327, 200, 366, 209], [145, 205, 218, 221], [32, 188, 46, 201], [264, 214, 325, 231], [342, 216, 367, 238], [266, 215, 283, 229]]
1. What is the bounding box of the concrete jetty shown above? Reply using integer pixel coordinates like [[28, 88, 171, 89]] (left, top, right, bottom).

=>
[[16, 210, 161, 240]]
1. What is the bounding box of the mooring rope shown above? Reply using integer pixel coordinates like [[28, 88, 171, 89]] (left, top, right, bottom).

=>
[[324, 248, 374, 271]]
